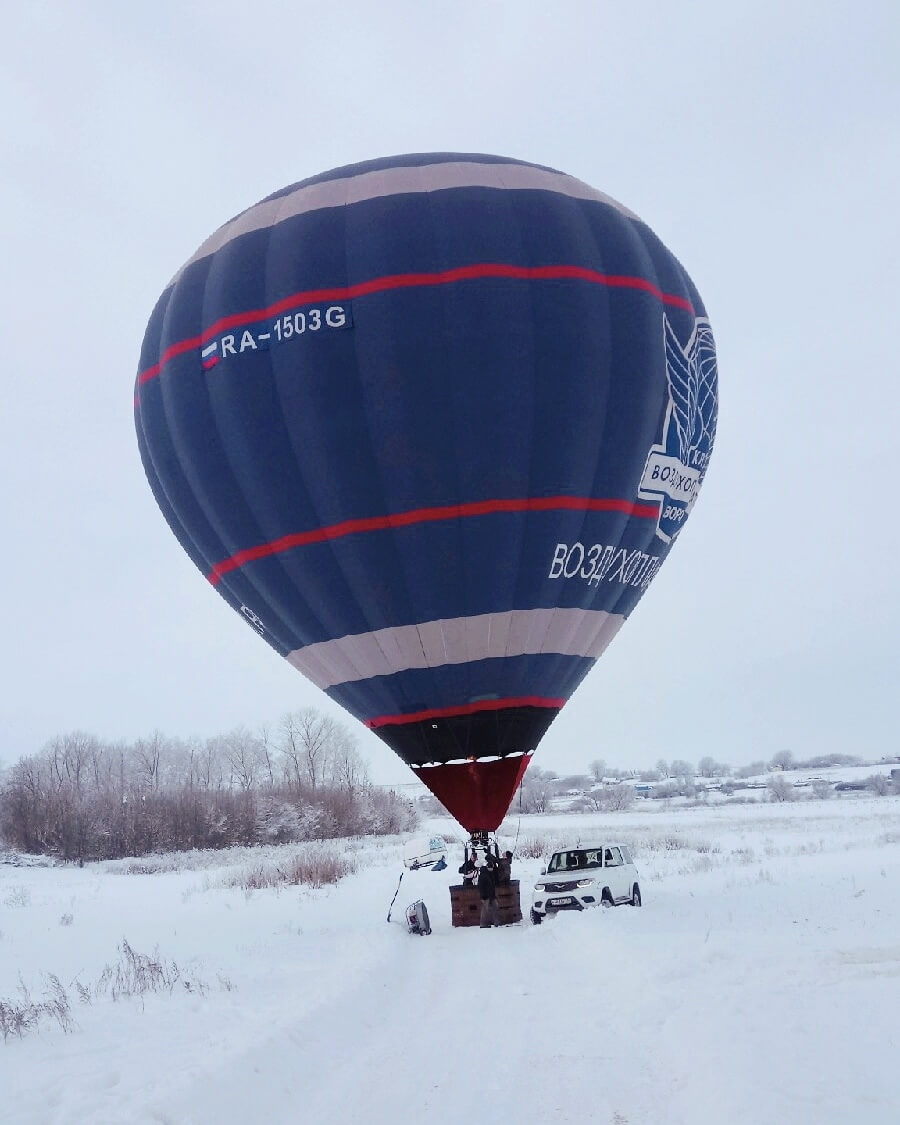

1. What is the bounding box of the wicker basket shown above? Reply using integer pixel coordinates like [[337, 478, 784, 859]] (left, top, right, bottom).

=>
[[450, 880, 522, 927]]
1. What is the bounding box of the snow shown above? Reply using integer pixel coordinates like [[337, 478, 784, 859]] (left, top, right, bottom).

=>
[[2, 797, 899, 1124]]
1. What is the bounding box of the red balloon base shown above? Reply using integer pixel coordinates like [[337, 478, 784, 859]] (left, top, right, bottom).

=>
[[412, 753, 533, 832]]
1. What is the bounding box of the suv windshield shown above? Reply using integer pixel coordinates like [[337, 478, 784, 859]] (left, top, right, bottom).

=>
[[547, 849, 603, 872]]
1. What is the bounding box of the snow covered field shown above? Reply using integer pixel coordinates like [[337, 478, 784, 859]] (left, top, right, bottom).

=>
[[2, 796, 899, 1125]]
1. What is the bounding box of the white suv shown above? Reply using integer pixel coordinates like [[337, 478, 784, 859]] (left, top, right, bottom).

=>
[[530, 843, 641, 923]]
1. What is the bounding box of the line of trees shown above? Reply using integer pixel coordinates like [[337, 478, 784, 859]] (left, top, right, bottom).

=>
[[483, 749, 889, 813], [0, 710, 417, 862], [585, 751, 870, 786]]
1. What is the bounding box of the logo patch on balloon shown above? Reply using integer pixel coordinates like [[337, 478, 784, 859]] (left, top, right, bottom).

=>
[[639, 315, 718, 543]]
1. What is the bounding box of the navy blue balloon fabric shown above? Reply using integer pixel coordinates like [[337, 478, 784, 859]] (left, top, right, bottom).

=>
[[135, 153, 718, 778]]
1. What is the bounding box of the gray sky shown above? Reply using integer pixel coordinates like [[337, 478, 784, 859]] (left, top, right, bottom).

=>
[[2, 1, 898, 784]]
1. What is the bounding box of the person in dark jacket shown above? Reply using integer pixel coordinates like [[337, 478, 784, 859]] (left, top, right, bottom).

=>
[[478, 855, 500, 928], [496, 850, 513, 885], [458, 855, 477, 887]]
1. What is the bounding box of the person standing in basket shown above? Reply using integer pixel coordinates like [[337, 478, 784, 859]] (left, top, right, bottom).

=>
[[458, 853, 477, 887], [478, 852, 500, 928], [496, 850, 513, 885]]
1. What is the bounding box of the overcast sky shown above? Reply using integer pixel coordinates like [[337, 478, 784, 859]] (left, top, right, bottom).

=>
[[1, 1, 897, 784]]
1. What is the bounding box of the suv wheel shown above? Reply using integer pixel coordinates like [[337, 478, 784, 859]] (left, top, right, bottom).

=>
[[601, 888, 614, 908], [630, 884, 642, 907], [530, 908, 543, 925]]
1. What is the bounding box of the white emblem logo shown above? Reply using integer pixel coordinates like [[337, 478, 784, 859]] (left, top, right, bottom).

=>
[[639, 315, 718, 543]]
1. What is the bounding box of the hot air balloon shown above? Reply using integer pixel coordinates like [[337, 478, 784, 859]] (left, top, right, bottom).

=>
[[135, 153, 718, 839]]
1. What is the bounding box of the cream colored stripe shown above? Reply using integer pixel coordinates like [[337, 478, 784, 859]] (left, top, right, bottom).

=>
[[170, 161, 638, 286], [286, 608, 624, 690]]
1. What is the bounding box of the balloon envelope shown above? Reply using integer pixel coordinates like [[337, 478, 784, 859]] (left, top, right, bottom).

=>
[[135, 153, 718, 831]]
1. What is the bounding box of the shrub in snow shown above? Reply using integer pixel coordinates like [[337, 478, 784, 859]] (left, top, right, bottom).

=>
[[600, 783, 635, 811], [798, 753, 861, 769], [767, 776, 796, 802], [0, 974, 75, 1042], [283, 847, 356, 887], [255, 797, 304, 842], [568, 797, 595, 813], [228, 844, 357, 892], [96, 939, 187, 1001], [515, 835, 551, 859]]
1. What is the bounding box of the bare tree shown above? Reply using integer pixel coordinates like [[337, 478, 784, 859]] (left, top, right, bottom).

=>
[[331, 734, 368, 792], [257, 723, 277, 788], [280, 709, 342, 792], [588, 759, 606, 783], [221, 727, 264, 792], [88, 739, 116, 794], [61, 733, 97, 796], [769, 749, 795, 772], [518, 766, 555, 814], [198, 737, 224, 790], [279, 712, 305, 790], [134, 731, 164, 791]]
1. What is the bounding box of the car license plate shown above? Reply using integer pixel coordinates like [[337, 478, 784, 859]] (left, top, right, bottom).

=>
[[549, 896, 574, 906]]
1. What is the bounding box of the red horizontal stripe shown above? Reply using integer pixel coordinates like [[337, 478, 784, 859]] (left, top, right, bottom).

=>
[[366, 696, 564, 729], [136, 262, 694, 387], [207, 495, 658, 585]]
